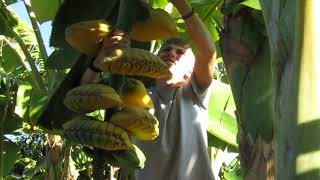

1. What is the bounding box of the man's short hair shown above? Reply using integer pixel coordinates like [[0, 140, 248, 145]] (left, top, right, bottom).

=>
[[160, 37, 189, 51]]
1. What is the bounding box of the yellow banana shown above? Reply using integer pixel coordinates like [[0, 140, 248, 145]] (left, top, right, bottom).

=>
[[63, 84, 122, 113], [63, 116, 132, 150], [120, 78, 153, 109], [110, 107, 159, 140]]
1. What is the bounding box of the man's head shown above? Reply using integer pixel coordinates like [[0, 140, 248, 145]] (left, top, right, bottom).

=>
[[160, 37, 189, 51], [158, 37, 189, 68], [157, 37, 195, 87]]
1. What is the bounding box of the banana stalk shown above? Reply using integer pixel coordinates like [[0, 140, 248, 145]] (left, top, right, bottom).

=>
[[23, 0, 57, 92]]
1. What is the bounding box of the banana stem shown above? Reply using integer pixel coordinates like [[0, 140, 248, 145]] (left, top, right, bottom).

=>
[[23, 0, 56, 92]]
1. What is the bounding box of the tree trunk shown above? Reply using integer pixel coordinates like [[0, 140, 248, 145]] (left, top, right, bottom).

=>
[[260, 0, 320, 179], [220, 0, 274, 179], [61, 144, 79, 180]]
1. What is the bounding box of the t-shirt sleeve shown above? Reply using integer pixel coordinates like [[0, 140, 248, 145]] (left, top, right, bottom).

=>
[[184, 75, 213, 109]]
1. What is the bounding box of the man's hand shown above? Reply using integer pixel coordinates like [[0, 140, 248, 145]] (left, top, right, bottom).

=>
[[101, 29, 130, 50], [80, 29, 130, 84], [93, 29, 130, 72]]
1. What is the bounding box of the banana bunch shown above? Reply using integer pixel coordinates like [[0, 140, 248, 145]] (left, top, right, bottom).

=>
[[62, 80, 158, 169], [66, 8, 177, 57], [65, 7, 175, 79], [62, 2, 173, 171], [63, 82, 159, 140]]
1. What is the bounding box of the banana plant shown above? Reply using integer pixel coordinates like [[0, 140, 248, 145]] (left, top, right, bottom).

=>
[[260, 0, 320, 179], [38, 0, 239, 179], [0, 0, 61, 178], [219, 0, 274, 179], [0, 77, 21, 177], [2, 0, 239, 179]]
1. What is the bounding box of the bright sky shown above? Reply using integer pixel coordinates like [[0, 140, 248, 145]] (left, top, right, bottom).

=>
[[9, 1, 54, 55]]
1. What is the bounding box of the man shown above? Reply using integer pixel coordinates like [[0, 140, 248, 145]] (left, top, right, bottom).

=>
[[81, 0, 216, 179]]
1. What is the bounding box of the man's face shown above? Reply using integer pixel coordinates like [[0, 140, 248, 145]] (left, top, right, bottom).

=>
[[158, 44, 187, 68], [158, 44, 195, 86]]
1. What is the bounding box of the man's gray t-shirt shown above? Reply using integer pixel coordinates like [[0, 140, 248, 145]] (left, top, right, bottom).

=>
[[134, 76, 215, 180]]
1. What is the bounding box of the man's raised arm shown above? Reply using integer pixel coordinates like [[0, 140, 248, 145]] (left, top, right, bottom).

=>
[[171, 0, 216, 90]]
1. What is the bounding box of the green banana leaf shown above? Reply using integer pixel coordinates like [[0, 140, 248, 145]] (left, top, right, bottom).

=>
[[240, 0, 261, 10], [0, 2, 18, 38], [0, 88, 23, 135], [45, 45, 80, 70], [0, 39, 23, 75], [152, 0, 168, 8], [2, 109, 22, 135], [1, 3, 45, 89], [29, 88, 48, 123], [1, 138, 20, 177], [207, 79, 238, 148], [15, 84, 48, 125], [15, 84, 32, 121]]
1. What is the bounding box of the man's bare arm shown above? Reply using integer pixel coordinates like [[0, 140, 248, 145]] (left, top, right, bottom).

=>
[[171, 0, 216, 90]]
